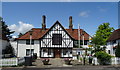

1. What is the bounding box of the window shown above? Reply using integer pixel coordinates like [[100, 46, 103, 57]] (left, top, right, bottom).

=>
[[52, 34, 62, 45], [26, 39, 34, 45], [63, 50, 66, 55], [48, 49, 51, 55], [70, 50, 72, 54], [108, 50, 110, 54], [26, 49, 34, 56], [84, 40, 88, 45], [78, 52, 80, 55], [43, 49, 48, 52], [113, 40, 116, 44]]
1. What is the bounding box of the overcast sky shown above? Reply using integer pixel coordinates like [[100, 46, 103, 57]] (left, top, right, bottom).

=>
[[2, 2, 118, 37]]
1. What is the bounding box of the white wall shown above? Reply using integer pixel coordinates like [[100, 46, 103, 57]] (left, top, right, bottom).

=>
[[10, 41, 17, 56], [106, 39, 120, 56], [17, 40, 40, 57], [82, 45, 89, 48]]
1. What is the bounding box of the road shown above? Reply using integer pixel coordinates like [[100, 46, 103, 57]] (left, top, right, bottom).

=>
[[1, 65, 120, 70]]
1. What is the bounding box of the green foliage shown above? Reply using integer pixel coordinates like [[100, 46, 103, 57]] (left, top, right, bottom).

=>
[[0, 17, 15, 39], [92, 45, 106, 54], [91, 36, 104, 45], [95, 51, 112, 65], [115, 43, 120, 57], [92, 45, 102, 54], [3, 45, 14, 54], [92, 23, 114, 45]]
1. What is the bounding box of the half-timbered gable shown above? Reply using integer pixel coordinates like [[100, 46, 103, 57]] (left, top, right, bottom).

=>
[[40, 21, 73, 58], [40, 21, 73, 48]]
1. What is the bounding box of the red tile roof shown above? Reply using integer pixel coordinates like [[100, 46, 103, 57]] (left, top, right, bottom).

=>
[[66, 29, 90, 40], [107, 28, 120, 41], [17, 28, 90, 40]]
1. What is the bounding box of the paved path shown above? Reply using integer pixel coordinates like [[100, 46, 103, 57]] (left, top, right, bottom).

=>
[[1, 65, 120, 70], [32, 58, 82, 67]]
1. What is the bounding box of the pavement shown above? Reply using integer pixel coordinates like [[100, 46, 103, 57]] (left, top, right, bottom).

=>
[[1, 58, 120, 70], [1, 65, 120, 70], [32, 58, 82, 68]]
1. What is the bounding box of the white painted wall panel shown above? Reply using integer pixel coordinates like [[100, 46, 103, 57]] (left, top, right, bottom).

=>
[[18, 40, 40, 57]]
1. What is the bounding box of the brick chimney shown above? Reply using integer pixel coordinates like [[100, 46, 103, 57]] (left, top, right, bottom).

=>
[[42, 15, 46, 30], [69, 16, 73, 30]]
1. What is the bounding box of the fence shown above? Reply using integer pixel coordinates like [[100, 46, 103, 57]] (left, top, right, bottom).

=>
[[92, 57, 120, 65], [0, 57, 25, 66], [111, 57, 120, 65]]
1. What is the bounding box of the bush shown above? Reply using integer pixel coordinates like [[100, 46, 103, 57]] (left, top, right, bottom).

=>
[[95, 51, 112, 65]]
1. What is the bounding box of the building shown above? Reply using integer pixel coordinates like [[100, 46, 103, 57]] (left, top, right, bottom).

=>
[[16, 15, 91, 58], [106, 28, 120, 56]]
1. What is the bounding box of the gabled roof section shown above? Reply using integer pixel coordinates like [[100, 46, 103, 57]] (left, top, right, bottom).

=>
[[66, 29, 90, 40], [40, 20, 73, 40], [107, 28, 120, 41], [16, 28, 49, 40], [17, 21, 90, 40]]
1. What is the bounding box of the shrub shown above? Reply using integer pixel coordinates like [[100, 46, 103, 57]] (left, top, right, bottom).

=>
[[95, 51, 112, 65]]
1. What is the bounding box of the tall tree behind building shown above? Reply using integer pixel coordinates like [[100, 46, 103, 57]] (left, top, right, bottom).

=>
[[0, 17, 15, 40]]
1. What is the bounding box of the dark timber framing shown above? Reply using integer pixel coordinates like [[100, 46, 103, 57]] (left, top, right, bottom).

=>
[[40, 21, 73, 58]]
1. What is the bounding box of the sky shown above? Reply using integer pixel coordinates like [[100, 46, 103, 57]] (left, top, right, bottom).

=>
[[2, 2, 118, 37], [2, 0, 120, 2]]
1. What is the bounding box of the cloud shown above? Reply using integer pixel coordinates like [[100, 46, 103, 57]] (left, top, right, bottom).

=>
[[97, 7, 107, 12], [8, 21, 34, 34], [79, 11, 90, 17]]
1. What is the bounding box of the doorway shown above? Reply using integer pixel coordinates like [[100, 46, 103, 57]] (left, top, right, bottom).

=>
[[54, 49, 61, 58]]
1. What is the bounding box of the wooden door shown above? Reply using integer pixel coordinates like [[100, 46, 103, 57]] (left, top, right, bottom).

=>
[[54, 49, 61, 58]]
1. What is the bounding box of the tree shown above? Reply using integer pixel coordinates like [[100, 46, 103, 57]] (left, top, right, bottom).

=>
[[3, 45, 14, 55], [91, 23, 114, 55], [115, 43, 120, 57], [91, 23, 114, 52], [0, 17, 15, 40], [0, 17, 15, 57], [92, 23, 114, 45]]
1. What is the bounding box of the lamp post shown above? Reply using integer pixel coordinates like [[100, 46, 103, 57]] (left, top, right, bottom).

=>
[[29, 30, 33, 56], [78, 24, 81, 62], [82, 30, 85, 47], [82, 29, 86, 65]]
